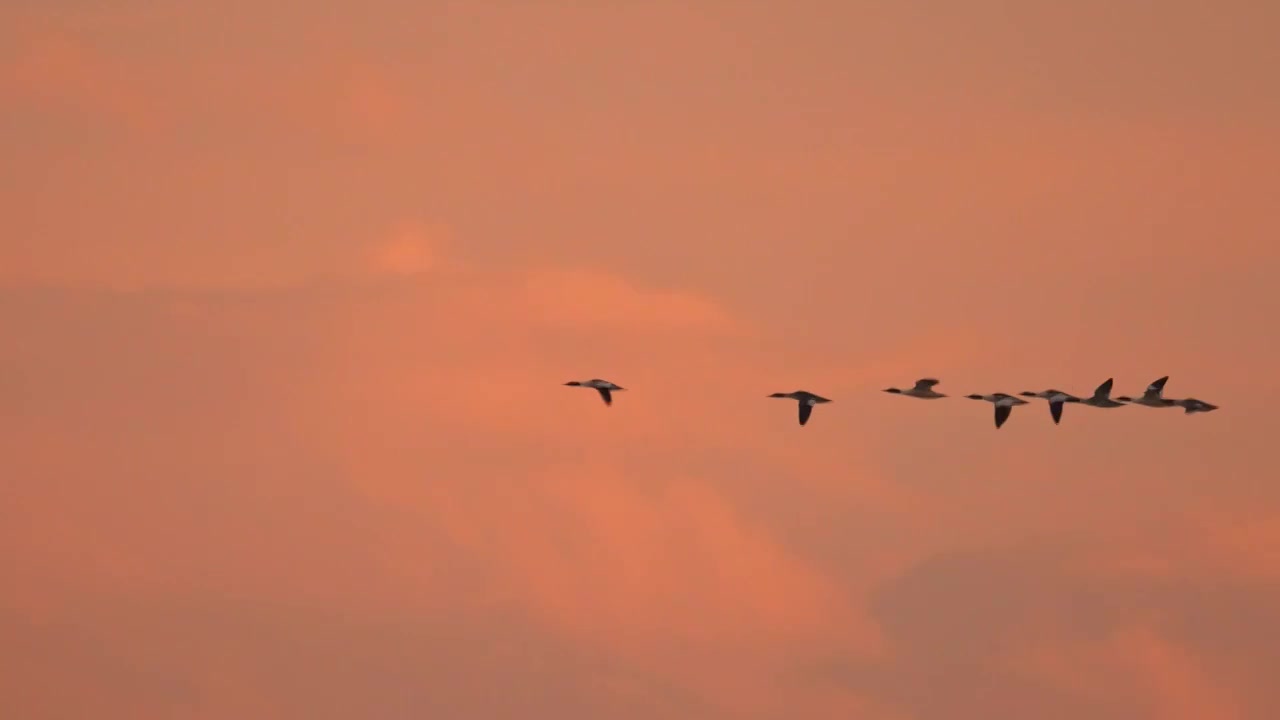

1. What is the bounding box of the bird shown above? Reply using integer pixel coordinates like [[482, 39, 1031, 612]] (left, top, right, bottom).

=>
[[1116, 376, 1178, 408], [767, 390, 832, 426], [564, 378, 625, 406], [966, 393, 1029, 429], [1077, 378, 1127, 408], [1175, 398, 1219, 414], [1018, 389, 1083, 425], [883, 378, 947, 399]]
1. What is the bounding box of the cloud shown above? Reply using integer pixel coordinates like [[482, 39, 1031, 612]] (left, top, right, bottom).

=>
[[520, 267, 738, 333], [334, 59, 418, 144], [2, 1, 1276, 715], [0, 27, 163, 132], [814, 538, 1280, 719], [366, 221, 441, 276], [1, 263, 896, 717], [2, 597, 706, 720], [408, 462, 882, 715], [1186, 509, 1280, 583], [1110, 624, 1245, 720], [8, 242, 1277, 717]]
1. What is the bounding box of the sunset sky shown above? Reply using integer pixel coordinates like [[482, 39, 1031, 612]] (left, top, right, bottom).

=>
[[3, 1, 1279, 718]]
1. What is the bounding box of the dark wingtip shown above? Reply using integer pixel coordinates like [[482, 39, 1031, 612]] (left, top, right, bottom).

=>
[[1019, 391, 1036, 397], [1116, 396, 1132, 402], [966, 394, 983, 400], [884, 388, 901, 394]]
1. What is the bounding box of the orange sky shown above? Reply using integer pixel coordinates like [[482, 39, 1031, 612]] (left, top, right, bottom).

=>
[[3, 1, 1279, 718]]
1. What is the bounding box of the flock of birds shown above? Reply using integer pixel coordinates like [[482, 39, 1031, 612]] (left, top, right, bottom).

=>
[[565, 375, 1219, 429]]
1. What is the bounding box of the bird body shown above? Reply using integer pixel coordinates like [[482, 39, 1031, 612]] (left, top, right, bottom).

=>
[[1078, 378, 1126, 408], [966, 392, 1029, 429], [1175, 398, 1219, 414], [884, 378, 947, 399], [564, 378, 625, 406], [1018, 389, 1083, 424], [1117, 376, 1177, 408], [768, 390, 832, 426]]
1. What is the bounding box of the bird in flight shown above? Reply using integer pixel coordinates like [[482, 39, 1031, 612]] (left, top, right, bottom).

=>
[[1018, 389, 1083, 425], [966, 392, 1030, 429], [883, 378, 947, 399], [1174, 397, 1219, 414], [767, 390, 832, 426], [1077, 378, 1126, 409], [564, 378, 626, 406], [1116, 375, 1177, 408]]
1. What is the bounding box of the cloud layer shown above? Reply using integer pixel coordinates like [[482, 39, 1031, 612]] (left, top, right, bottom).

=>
[[3, 2, 1278, 718]]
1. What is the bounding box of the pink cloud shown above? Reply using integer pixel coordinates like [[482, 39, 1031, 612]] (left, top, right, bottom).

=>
[[1110, 624, 1245, 720], [1, 28, 163, 131]]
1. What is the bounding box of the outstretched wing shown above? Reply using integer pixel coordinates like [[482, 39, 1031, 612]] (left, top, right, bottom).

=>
[[994, 404, 1012, 429], [1144, 376, 1170, 397], [1049, 400, 1064, 424], [798, 402, 813, 426], [913, 378, 940, 390], [596, 388, 613, 406], [1094, 378, 1114, 398]]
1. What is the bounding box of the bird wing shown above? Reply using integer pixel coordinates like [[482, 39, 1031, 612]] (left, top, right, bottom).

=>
[[1049, 400, 1064, 424], [1145, 376, 1170, 397]]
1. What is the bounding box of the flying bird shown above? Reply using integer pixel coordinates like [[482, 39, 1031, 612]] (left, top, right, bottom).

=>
[[564, 378, 625, 406], [1077, 378, 1126, 409], [1116, 376, 1177, 408], [883, 378, 947, 399], [767, 390, 832, 426], [1175, 398, 1219, 414], [966, 392, 1029, 429], [1018, 389, 1083, 424]]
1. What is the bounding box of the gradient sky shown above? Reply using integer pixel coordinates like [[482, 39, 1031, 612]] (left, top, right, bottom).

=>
[[3, 1, 1279, 718]]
